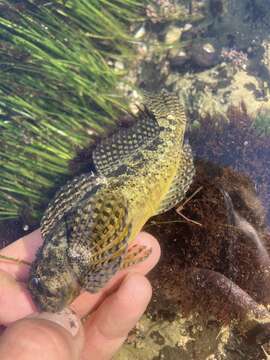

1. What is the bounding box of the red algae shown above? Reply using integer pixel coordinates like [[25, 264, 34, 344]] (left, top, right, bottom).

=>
[[146, 105, 270, 342]]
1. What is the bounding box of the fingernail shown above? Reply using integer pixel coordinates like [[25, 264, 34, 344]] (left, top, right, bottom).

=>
[[32, 308, 80, 337]]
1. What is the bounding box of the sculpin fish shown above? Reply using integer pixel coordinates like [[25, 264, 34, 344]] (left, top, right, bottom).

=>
[[28, 90, 195, 312]]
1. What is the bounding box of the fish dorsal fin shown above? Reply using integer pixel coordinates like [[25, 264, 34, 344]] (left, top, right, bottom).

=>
[[143, 89, 187, 128], [155, 143, 195, 215], [92, 109, 160, 176]]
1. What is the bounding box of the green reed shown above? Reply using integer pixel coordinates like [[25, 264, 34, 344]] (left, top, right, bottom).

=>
[[0, 0, 145, 219]]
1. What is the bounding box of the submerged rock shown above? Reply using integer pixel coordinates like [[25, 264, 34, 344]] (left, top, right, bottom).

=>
[[164, 26, 183, 45], [169, 48, 190, 68], [191, 42, 219, 68]]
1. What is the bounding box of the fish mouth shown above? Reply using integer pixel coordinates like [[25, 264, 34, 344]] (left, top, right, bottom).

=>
[[29, 278, 81, 313], [34, 287, 80, 313]]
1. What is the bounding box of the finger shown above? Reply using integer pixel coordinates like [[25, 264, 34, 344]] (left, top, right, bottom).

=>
[[0, 232, 160, 324], [71, 232, 160, 318], [0, 270, 37, 324], [0, 229, 42, 281], [0, 309, 84, 360], [81, 273, 152, 360]]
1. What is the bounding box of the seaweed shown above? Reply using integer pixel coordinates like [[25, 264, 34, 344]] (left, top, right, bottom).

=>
[[146, 105, 270, 338], [190, 103, 270, 222], [0, 0, 145, 221]]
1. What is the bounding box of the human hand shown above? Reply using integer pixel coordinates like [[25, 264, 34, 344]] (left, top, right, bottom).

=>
[[0, 230, 160, 359]]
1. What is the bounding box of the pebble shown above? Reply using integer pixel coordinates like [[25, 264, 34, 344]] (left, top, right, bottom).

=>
[[165, 26, 182, 44], [183, 23, 192, 32], [181, 23, 195, 41], [114, 60, 124, 71], [134, 25, 146, 39]]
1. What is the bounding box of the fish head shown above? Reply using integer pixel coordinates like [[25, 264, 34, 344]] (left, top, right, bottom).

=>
[[28, 257, 80, 313]]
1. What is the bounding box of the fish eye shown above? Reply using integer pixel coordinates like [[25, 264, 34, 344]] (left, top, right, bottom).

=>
[[30, 276, 58, 297], [31, 276, 53, 295], [30, 276, 43, 291]]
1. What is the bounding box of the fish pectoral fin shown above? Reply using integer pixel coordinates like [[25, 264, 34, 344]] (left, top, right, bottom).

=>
[[74, 221, 131, 293], [92, 109, 160, 176], [79, 255, 123, 293], [81, 241, 152, 293], [67, 189, 132, 292], [121, 243, 152, 269], [155, 143, 195, 216]]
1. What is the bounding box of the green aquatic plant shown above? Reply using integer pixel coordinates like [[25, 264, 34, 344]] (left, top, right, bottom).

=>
[[0, 0, 145, 220], [254, 110, 270, 136]]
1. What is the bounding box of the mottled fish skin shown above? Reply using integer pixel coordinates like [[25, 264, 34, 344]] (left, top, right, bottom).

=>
[[28, 90, 195, 312]]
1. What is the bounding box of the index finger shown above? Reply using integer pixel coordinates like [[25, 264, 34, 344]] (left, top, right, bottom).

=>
[[0, 229, 43, 281]]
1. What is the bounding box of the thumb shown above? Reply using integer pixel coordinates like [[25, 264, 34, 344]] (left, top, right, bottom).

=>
[[0, 309, 84, 360]]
